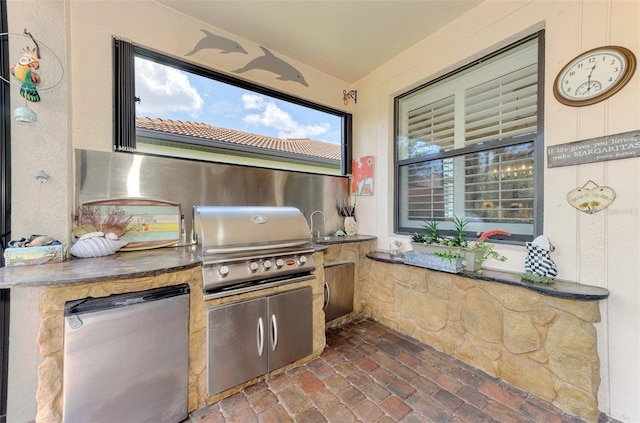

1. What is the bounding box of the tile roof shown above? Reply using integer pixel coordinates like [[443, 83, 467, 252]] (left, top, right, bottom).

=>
[[136, 117, 341, 161]]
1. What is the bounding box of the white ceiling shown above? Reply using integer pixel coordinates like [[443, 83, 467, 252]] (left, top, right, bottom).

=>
[[157, 0, 483, 83]]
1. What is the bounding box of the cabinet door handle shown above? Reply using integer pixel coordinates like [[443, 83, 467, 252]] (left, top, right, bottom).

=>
[[323, 282, 331, 310], [257, 317, 264, 357], [271, 314, 278, 352]]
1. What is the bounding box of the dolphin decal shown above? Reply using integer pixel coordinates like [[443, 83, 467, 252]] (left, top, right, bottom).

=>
[[186, 29, 248, 56], [233, 46, 308, 87]]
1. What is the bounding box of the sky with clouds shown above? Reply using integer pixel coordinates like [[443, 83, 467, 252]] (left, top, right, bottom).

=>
[[135, 58, 340, 144]]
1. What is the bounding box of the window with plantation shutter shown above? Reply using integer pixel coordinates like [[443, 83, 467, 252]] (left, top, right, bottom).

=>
[[395, 32, 544, 243]]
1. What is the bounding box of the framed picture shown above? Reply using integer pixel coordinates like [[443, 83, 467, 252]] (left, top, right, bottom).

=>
[[351, 156, 374, 196]]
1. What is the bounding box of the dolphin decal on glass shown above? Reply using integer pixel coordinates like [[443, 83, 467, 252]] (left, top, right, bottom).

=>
[[186, 29, 248, 56], [233, 46, 308, 87]]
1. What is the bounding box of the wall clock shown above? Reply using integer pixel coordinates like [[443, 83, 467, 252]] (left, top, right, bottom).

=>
[[553, 45, 636, 107]]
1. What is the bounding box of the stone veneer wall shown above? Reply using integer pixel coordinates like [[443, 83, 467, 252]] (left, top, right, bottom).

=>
[[34, 241, 602, 422], [358, 256, 602, 422], [35, 255, 326, 422]]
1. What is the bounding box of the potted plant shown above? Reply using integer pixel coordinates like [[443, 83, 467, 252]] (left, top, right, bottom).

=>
[[409, 220, 445, 252], [409, 217, 509, 273], [404, 248, 464, 273], [466, 230, 510, 274]]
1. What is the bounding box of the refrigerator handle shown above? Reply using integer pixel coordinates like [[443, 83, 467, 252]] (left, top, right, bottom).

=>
[[323, 282, 331, 310], [257, 317, 264, 357], [271, 313, 278, 352]]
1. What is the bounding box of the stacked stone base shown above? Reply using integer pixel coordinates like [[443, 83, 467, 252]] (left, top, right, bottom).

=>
[[359, 256, 601, 422]]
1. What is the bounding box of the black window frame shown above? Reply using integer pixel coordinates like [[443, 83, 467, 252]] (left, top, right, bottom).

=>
[[393, 31, 545, 244], [0, 0, 10, 264], [113, 38, 352, 175]]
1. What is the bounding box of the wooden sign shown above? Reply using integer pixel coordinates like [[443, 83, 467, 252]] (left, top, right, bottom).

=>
[[547, 130, 640, 168]]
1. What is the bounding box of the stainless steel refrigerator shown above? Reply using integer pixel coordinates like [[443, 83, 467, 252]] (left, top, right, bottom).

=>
[[62, 284, 190, 423]]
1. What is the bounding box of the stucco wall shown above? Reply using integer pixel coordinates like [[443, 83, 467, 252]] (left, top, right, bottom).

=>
[[7, 0, 71, 253], [352, 1, 639, 421], [68, 0, 351, 156]]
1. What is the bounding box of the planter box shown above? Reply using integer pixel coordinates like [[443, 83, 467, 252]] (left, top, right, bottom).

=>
[[404, 251, 463, 274], [409, 242, 482, 272]]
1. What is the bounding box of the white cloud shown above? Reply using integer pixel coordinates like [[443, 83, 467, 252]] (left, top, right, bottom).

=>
[[241, 94, 330, 139], [135, 58, 204, 118]]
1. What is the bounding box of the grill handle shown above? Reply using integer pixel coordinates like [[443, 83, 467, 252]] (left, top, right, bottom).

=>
[[257, 317, 264, 357], [271, 314, 278, 352], [205, 240, 310, 255]]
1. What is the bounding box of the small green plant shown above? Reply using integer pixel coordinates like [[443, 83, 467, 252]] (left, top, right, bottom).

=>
[[410, 232, 428, 243], [467, 240, 508, 272], [433, 249, 463, 266], [422, 220, 442, 244], [521, 272, 555, 284], [445, 215, 469, 248]]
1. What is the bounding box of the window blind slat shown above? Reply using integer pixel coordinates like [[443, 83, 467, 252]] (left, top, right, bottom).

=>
[[406, 96, 456, 154]]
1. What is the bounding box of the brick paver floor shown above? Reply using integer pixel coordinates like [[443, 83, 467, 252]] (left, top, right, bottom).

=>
[[189, 318, 601, 422]]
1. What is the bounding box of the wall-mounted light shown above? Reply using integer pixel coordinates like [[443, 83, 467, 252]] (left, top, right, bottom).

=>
[[343, 89, 357, 105], [34, 170, 50, 183]]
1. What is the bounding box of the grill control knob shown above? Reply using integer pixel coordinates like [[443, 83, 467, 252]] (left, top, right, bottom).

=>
[[297, 255, 308, 266], [219, 265, 230, 277], [263, 260, 273, 270], [275, 259, 285, 268], [248, 262, 259, 273]]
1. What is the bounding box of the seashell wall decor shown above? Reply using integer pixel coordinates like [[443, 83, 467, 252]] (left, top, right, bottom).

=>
[[69, 237, 128, 258]]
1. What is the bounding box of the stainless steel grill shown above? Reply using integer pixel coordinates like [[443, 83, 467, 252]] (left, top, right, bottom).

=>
[[192, 206, 316, 299]]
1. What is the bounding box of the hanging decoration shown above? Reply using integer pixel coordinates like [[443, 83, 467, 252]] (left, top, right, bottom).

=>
[[566, 180, 616, 214], [1, 29, 64, 123]]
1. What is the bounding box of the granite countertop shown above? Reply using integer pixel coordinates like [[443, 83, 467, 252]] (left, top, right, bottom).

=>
[[366, 251, 610, 301], [0, 246, 201, 289], [0, 235, 378, 289], [312, 234, 376, 245]]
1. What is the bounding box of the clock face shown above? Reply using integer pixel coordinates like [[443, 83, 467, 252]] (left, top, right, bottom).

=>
[[554, 46, 636, 106]]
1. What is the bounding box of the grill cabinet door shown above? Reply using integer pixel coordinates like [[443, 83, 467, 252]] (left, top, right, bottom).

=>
[[267, 287, 313, 371], [323, 263, 354, 322], [207, 297, 268, 395]]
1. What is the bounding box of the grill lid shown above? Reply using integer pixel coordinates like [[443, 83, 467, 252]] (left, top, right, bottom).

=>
[[193, 206, 311, 257]]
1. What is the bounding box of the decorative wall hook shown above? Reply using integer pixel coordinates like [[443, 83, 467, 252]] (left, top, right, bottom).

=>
[[23, 28, 41, 59], [343, 89, 357, 105], [34, 170, 50, 183]]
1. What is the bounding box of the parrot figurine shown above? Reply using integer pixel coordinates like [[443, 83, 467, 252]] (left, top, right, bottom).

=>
[[10, 46, 41, 102]]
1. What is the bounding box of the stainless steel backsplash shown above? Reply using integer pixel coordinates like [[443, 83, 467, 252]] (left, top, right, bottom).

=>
[[76, 149, 349, 242]]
